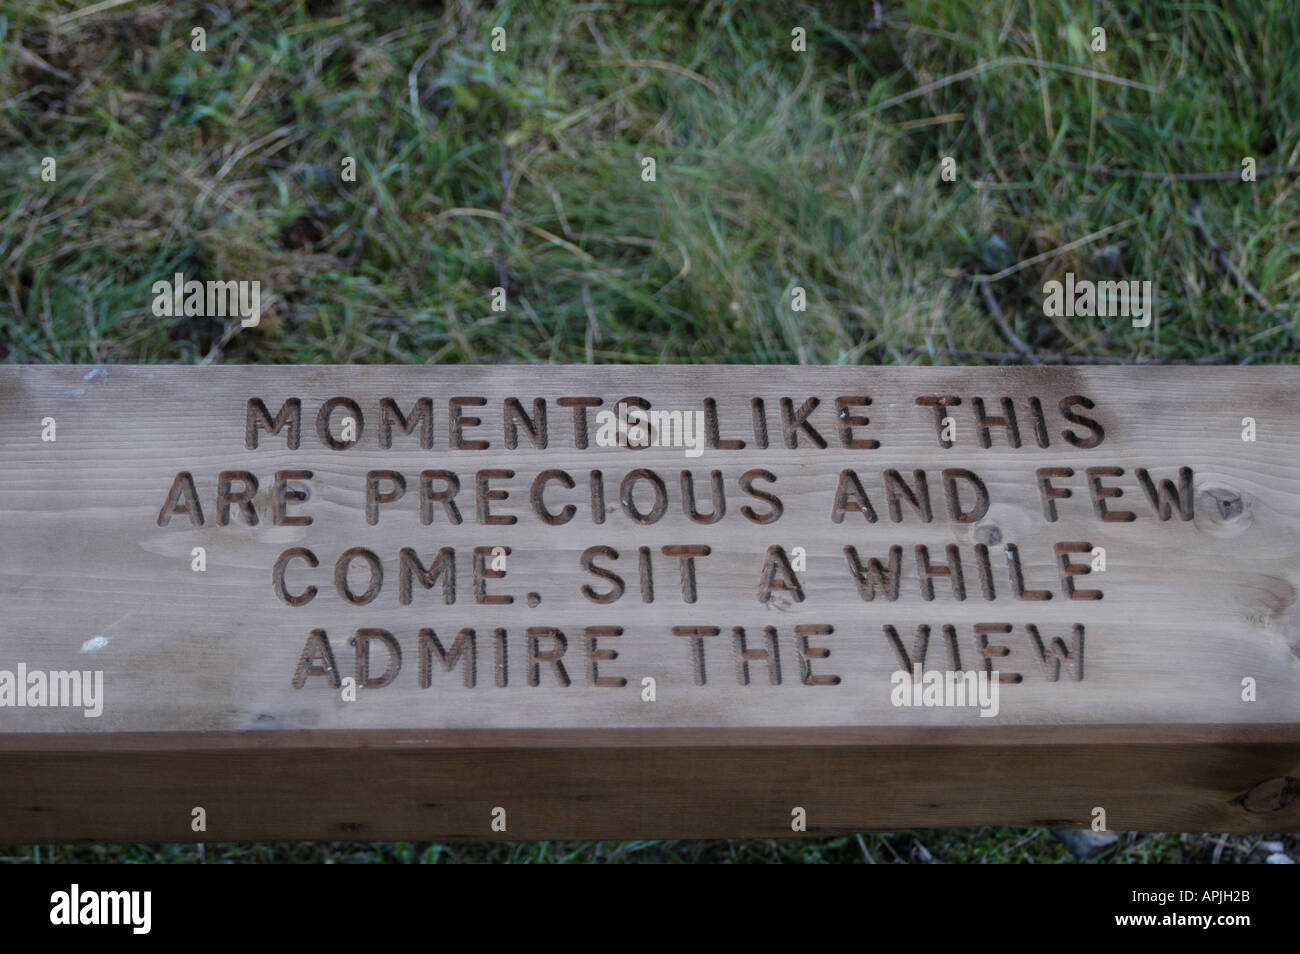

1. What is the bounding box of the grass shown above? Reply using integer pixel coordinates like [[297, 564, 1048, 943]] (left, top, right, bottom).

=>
[[4, 830, 1295, 865], [1, 0, 1297, 861]]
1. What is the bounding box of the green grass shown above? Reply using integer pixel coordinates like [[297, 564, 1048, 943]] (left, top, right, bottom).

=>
[[3, 0, 1297, 365], [4, 830, 1291, 864], [1, 0, 1297, 861]]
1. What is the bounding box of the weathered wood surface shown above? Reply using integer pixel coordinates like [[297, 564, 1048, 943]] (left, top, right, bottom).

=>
[[0, 365, 1297, 839], [5, 728, 1297, 841]]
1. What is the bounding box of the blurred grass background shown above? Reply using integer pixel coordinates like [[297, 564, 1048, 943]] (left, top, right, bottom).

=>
[[6, 832, 1295, 864], [0, 0, 1297, 861]]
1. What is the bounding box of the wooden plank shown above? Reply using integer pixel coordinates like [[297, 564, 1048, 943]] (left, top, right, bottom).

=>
[[0, 365, 1298, 839], [5, 728, 1298, 841]]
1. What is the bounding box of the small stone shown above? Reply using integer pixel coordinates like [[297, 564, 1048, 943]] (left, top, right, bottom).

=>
[[981, 235, 1013, 271], [1092, 244, 1123, 277], [1264, 853, 1294, 864], [1052, 828, 1119, 860]]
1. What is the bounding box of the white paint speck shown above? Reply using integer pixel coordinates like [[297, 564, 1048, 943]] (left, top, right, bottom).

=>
[[80, 636, 110, 653]]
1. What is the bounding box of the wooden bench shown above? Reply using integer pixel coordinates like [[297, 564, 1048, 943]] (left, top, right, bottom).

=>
[[0, 365, 1296, 840]]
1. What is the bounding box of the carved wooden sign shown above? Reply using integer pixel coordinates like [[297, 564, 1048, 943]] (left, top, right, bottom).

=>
[[1, 365, 1297, 839]]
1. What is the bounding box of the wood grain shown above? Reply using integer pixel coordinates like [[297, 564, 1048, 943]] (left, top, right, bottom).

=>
[[4, 728, 1297, 839], [0, 365, 1297, 839]]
